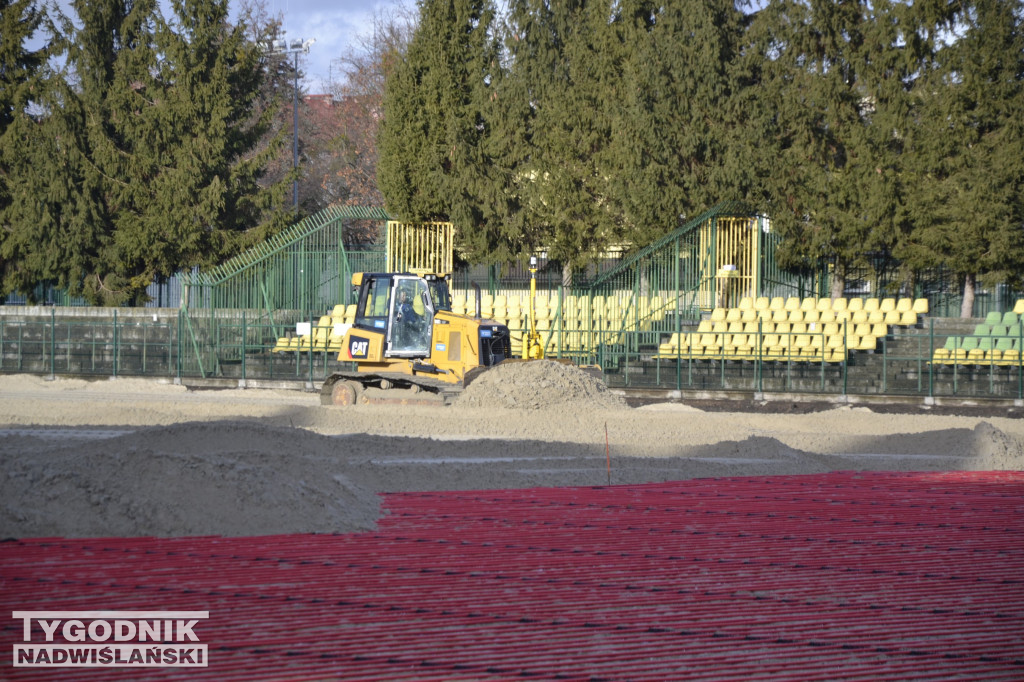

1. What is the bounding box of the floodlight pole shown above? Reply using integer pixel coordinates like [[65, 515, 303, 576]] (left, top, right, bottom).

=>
[[267, 36, 316, 211]]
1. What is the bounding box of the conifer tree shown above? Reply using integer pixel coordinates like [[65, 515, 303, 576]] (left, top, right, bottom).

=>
[[377, 0, 500, 230], [498, 0, 624, 273], [747, 0, 922, 297], [606, 0, 751, 244], [0, 0, 50, 295], [902, 0, 1024, 316], [2, 0, 288, 304]]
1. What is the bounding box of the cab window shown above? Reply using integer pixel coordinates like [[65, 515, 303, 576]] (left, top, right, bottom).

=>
[[354, 276, 391, 331]]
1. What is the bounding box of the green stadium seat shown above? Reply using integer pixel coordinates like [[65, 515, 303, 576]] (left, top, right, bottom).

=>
[[985, 311, 1002, 326]]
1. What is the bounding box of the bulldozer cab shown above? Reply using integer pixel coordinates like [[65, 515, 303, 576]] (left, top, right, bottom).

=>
[[353, 273, 448, 358]]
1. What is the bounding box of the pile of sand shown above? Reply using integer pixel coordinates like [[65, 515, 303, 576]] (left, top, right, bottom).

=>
[[456, 360, 627, 410], [0, 422, 381, 538]]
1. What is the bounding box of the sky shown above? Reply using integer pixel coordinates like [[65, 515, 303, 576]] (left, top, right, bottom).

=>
[[43, 0, 417, 95], [258, 0, 416, 93]]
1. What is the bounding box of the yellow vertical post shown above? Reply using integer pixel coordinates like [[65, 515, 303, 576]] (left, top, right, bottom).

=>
[[524, 256, 544, 359]]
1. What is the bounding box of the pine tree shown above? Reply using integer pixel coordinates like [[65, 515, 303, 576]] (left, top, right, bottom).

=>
[[496, 0, 626, 274], [747, 0, 922, 297], [0, 0, 50, 296], [902, 0, 1024, 316], [377, 0, 500, 229], [605, 0, 751, 245], [2, 0, 289, 305]]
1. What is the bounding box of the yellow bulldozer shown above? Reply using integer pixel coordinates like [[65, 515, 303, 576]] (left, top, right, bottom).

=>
[[320, 221, 548, 406]]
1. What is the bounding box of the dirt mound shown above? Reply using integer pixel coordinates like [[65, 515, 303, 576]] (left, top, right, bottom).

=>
[[972, 421, 1024, 469], [0, 422, 381, 538], [455, 360, 627, 410]]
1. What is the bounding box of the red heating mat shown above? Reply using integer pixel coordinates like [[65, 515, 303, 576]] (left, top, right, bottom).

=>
[[2, 470, 1023, 681]]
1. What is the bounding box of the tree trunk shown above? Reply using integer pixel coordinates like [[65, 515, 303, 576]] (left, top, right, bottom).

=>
[[961, 273, 976, 319], [830, 263, 845, 300]]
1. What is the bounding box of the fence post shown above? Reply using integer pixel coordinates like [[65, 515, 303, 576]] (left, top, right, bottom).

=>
[[242, 311, 247, 383], [176, 309, 182, 382], [112, 310, 118, 377], [928, 318, 934, 399], [842, 325, 848, 397], [49, 308, 55, 380]]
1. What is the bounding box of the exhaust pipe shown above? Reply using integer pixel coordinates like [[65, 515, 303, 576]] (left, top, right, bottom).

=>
[[472, 282, 482, 319]]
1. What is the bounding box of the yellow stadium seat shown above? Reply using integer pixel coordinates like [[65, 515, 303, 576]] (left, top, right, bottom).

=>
[[896, 298, 913, 313], [831, 298, 848, 313], [819, 310, 836, 324], [913, 298, 930, 315], [855, 335, 877, 351], [787, 310, 804, 323], [725, 308, 742, 323], [771, 309, 788, 323], [879, 298, 896, 313], [331, 304, 346, 318], [847, 298, 864, 312], [271, 336, 297, 353], [769, 296, 785, 311], [738, 297, 754, 310], [863, 298, 880, 313], [754, 297, 770, 312], [899, 310, 918, 326], [1014, 299, 1024, 315], [867, 310, 886, 325], [784, 297, 801, 312], [803, 309, 820, 324], [826, 333, 847, 351], [741, 309, 759, 323], [883, 310, 902, 325], [816, 298, 832, 312], [711, 307, 727, 322], [800, 297, 817, 312]]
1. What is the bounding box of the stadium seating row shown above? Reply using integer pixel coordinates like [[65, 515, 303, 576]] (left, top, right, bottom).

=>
[[710, 306, 918, 326], [271, 304, 357, 353], [655, 319, 872, 363], [931, 302, 1024, 366]]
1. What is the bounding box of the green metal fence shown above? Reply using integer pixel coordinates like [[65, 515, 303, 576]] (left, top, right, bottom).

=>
[[178, 205, 389, 376], [2, 309, 1022, 400]]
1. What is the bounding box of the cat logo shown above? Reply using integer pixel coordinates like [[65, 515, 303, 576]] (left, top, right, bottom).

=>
[[348, 337, 370, 359]]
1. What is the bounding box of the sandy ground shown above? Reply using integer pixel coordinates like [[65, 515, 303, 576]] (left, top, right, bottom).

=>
[[1, 365, 1022, 538]]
